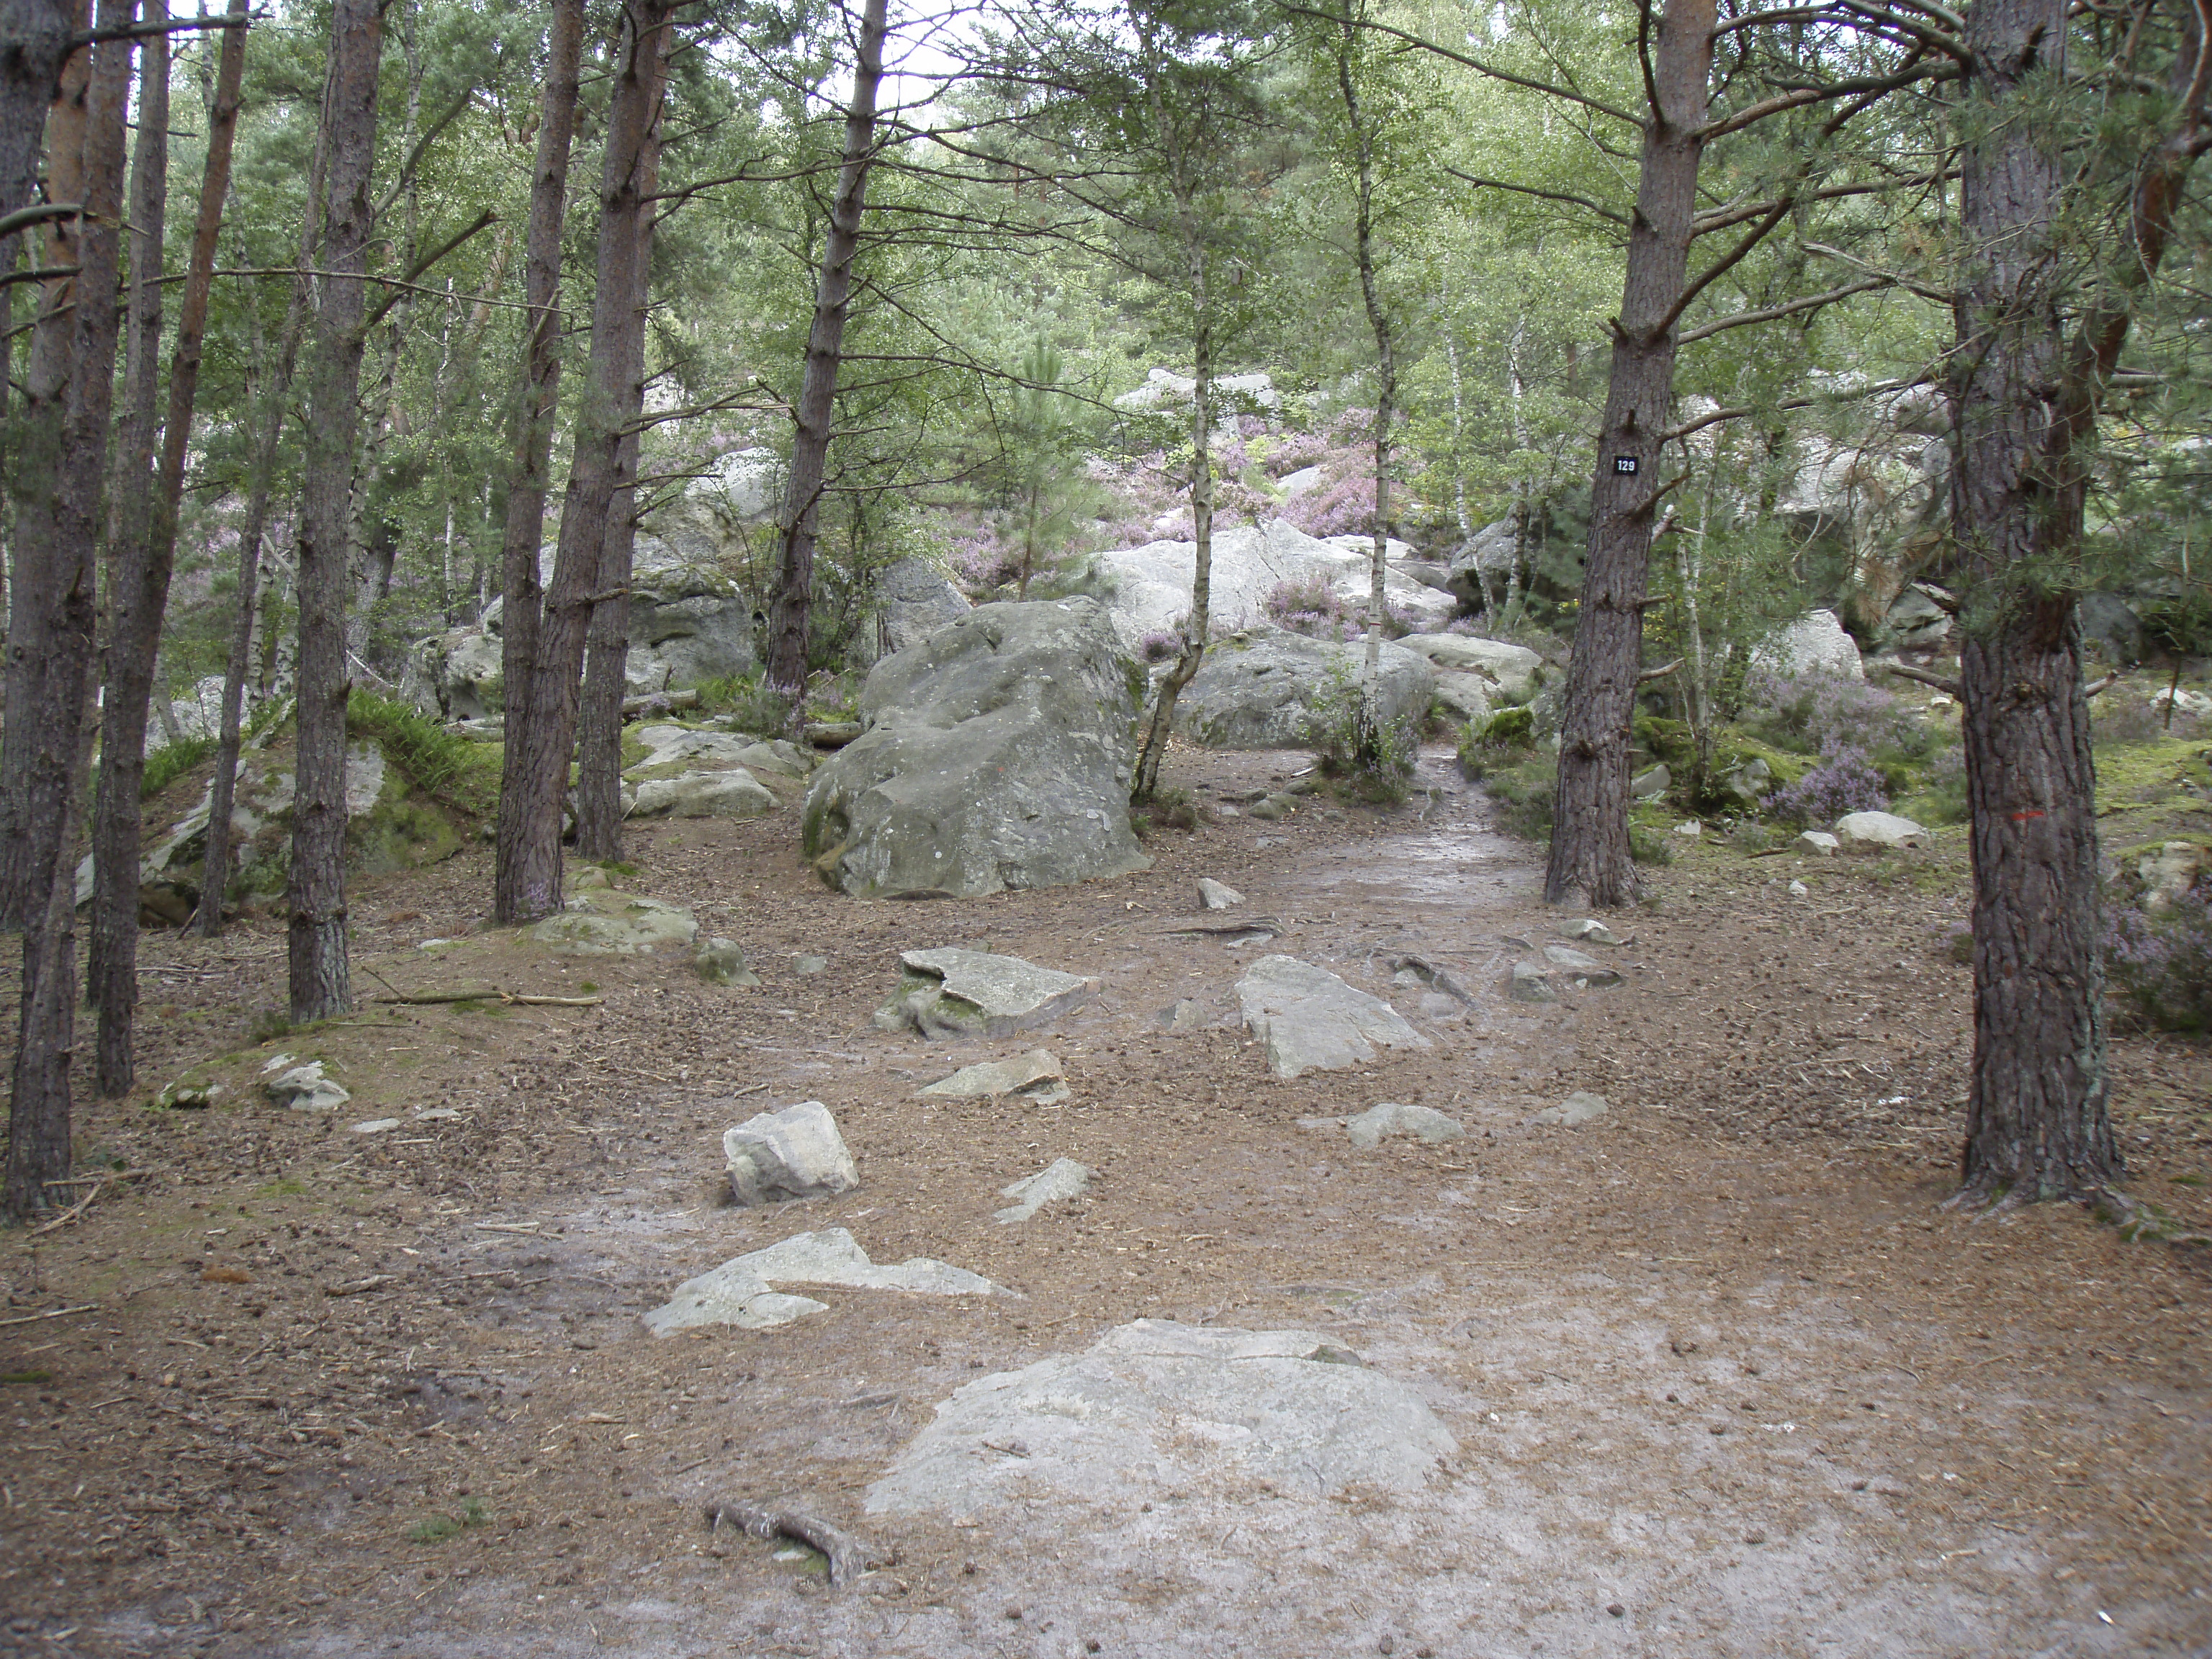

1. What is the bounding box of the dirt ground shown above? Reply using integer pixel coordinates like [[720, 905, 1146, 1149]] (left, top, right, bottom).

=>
[[1, 737, 2208, 1659]]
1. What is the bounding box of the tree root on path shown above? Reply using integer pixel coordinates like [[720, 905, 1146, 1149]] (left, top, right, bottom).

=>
[[704, 1499, 876, 1586]]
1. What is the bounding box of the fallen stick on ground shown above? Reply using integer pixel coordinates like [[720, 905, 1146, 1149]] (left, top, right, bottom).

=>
[[372, 988, 604, 1007], [0, 1303, 99, 1328], [704, 1500, 874, 1586]]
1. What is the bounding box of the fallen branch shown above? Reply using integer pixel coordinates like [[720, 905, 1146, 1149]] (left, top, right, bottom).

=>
[[373, 987, 604, 1007], [2085, 671, 2119, 698], [1638, 658, 1685, 683], [0, 1303, 99, 1328], [1884, 662, 1961, 697], [706, 1500, 876, 1586]]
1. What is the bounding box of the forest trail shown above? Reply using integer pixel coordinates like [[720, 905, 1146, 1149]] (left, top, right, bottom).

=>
[[1, 743, 2206, 1658]]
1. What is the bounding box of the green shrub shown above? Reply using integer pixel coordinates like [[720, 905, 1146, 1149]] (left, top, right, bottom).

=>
[[1307, 657, 1415, 804], [1458, 705, 1534, 779], [346, 691, 498, 821], [1477, 751, 1557, 844], [696, 673, 795, 734], [141, 734, 215, 799], [406, 1498, 489, 1545], [1629, 823, 1676, 866]]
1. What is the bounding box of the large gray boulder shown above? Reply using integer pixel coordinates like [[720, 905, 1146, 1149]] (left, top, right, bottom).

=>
[[866, 1319, 1457, 1516], [1088, 518, 1452, 654], [722, 1101, 860, 1205], [1173, 629, 1435, 750], [801, 598, 1151, 898], [1445, 518, 1519, 608], [1236, 954, 1432, 1078], [875, 557, 972, 655], [1750, 608, 1864, 681], [1397, 633, 1543, 701]]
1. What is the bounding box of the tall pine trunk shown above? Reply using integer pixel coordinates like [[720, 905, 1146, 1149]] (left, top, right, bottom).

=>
[[575, 426, 642, 859], [762, 0, 888, 703], [1543, 0, 1717, 908], [1950, 0, 2210, 1202], [287, 0, 385, 1023], [498, 0, 669, 922], [4, 0, 132, 1221], [1336, 20, 1394, 747], [199, 24, 320, 935], [491, 0, 584, 922], [0, 22, 88, 934], [87, 0, 167, 1095]]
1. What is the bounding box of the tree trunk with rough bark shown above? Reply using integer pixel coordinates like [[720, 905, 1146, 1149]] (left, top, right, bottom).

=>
[[199, 22, 319, 935], [0, 17, 87, 934], [575, 428, 641, 860], [762, 0, 887, 704], [491, 0, 583, 921], [4, 0, 132, 1223], [287, 0, 385, 1024], [498, 0, 669, 923], [1543, 0, 1717, 909], [86, 0, 168, 1095], [1949, 0, 2211, 1203]]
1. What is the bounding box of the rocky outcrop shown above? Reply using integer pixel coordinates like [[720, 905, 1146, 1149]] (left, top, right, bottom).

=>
[[802, 598, 1151, 898], [1236, 954, 1431, 1078], [1750, 608, 1865, 681], [1172, 629, 1435, 750], [1396, 633, 1543, 701], [873, 557, 972, 655], [1087, 518, 1454, 655]]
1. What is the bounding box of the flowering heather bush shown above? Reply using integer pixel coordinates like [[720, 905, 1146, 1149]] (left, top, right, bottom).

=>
[[1745, 667, 1912, 755], [1760, 740, 1890, 826], [1265, 575, 1349, 637], [2105, 885, 2212, 1032], [1138, 628, 1184, 663], [950, 523, 1017, 591]]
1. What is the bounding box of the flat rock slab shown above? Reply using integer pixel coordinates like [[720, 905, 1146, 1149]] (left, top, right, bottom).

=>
[[1835, 810, 1929, 848], [995, 1157, 1092, 1223], [629, 768, 774, 819], [1507, 962, 1557, 1004], [1344, 1102, 1466, 1150], [920, 1049, 1067, 1104], [1533, 1091, 1609, 1127], [875, 948, 1097, 1039], [724, 1100, 860, 1205], [1542, 945, 1623, 987], [641, 1228, 1009, 1338], [1236, 955, 1431, 1079], [530, 894, 699, 955], [865, 1319, 1457, 1516], [1558, 919, 1623, 946]]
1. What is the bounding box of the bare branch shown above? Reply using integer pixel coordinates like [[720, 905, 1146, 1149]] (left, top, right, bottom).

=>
[[1443, 167, 1629, 225], [1675, 274, 1894, 343], [1884, 662, 1961, 696], [1802, 238, 1952, 302], [1650, 198, 1794, 342], [1660, 372, 1932, 440]]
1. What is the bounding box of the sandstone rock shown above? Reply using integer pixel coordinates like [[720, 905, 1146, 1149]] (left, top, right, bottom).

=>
[[1444, 519, 1518, 608], [1088, 518, 1451, 654], [1720, 756, 1771, 806], [1158, 999, 1211, 1034], [351, 1118, 402, 1135], [873, 948, 1097, 1039], [1533, 1091, 1609, 1126], [2152, 686, 2212, 720], [530, 893, 699, 955], [1542, 944, 1622, 987], [1789, 879, 1809, 896], [875, 557, 972, 655], [1674, 820, 1703, 838], [722, 1101, 860, 1206], [802, 598, 1150, 898], [1344, 1102, 1465, 1150], [865, 1319, 1456, 1516], [642, 1227, 1007, 1337], [1797, 831, 1840, 855], [1508, 963, 1556, 1004], [1750, 608, 1864, 680], [695, 938, 762, 987], [1175, 630, 1435, 750], [1236, 954, 1431, 1079], [157, 1080, 221, 1110], [2138, 841, 2206, 912], [1631, 763, 1670, 799], [995, 1157, 1092, 1223], [920, 1049, 1067, 1103], [629, 724, 762, 771], [1247, 796, 1292, 821], [1396, 633, 1543, 701], [1835, 810, 1929, 849], [1430, 670, 1493, 722], [1559, 920, 1622, 945], [628, 768, 775, 819], [1390, 953, 1473, 1003], [1197, 877, 1245, 909], [791, 954, 828, 976], [1883, 585, 1951, 650], [266, 1062, 349, 1111]]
